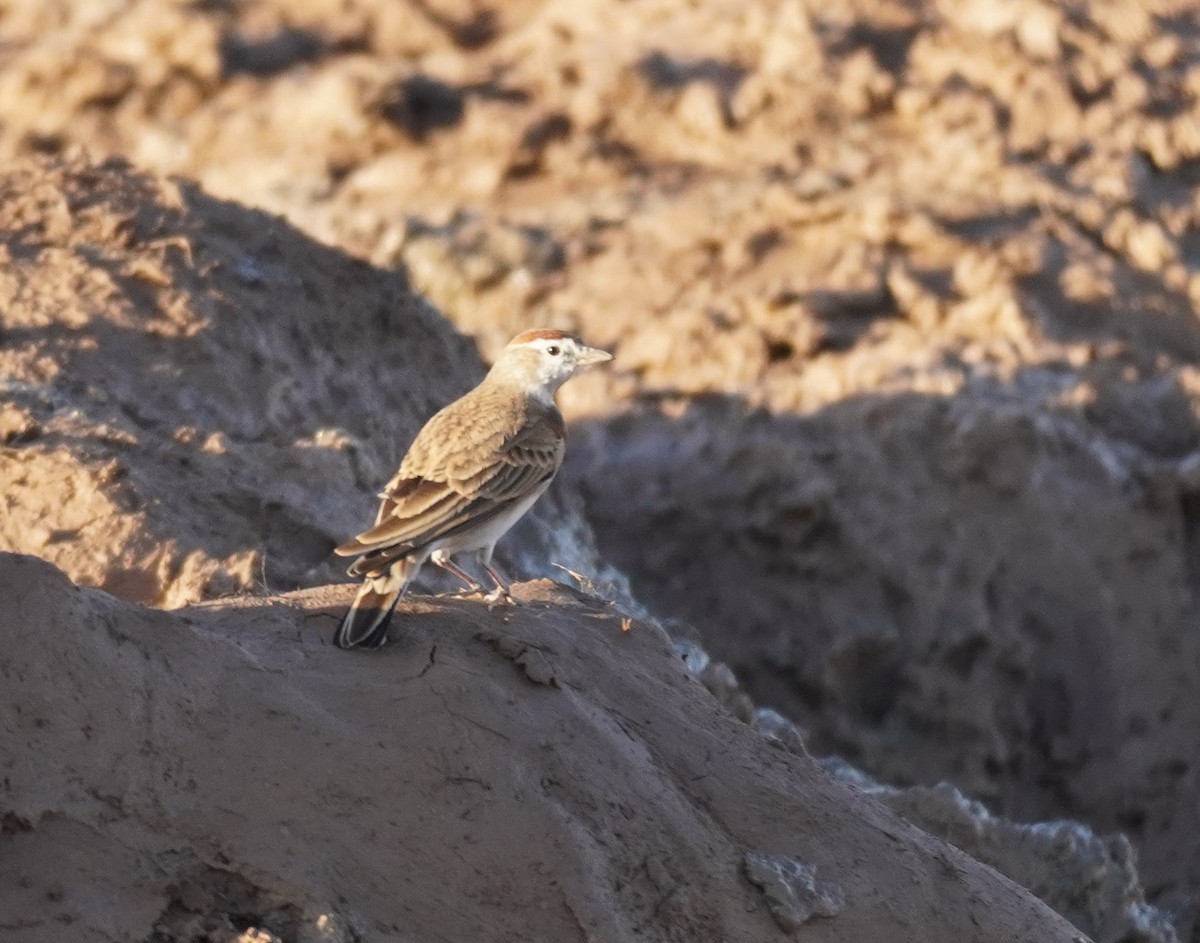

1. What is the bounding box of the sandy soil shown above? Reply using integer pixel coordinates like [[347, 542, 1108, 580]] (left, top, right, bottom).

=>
[[2, 0, 1200, 938]]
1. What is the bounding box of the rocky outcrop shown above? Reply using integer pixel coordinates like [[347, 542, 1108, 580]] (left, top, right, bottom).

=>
[[4, 0, 1200, 934], [0, 552, 1083, 943], [573, 385, 1200, 941]]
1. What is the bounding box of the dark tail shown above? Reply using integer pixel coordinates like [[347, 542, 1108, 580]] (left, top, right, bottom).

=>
[[334, 562, 414, 650]]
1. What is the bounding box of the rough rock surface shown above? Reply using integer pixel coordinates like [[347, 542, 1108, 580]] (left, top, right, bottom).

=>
[[824, 759, 1177, 943], [2, 0, 1199, 937], [0, 553, 1084, 943], [572, 385, 1200, 941], [0, 154, 627, 609]]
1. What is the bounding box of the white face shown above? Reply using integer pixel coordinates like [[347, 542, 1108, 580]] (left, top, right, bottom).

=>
[[529, 336, 587, 386], [502, 334, 613, 396]]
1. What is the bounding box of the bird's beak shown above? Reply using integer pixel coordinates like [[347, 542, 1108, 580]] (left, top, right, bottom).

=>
[[576, 345, 614, 367]]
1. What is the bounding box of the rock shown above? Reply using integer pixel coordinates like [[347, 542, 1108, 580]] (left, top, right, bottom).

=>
[[575, 391, 1200, 942], [743, 852, 846, 931], [0, 153, 628, 611], [825, 762, 1179, 943], [0, 0, 1197, 937], [0, 553, 1084, 943]]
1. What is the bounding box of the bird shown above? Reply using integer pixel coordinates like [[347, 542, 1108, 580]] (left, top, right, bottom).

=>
[[332, 328, 613, 650]]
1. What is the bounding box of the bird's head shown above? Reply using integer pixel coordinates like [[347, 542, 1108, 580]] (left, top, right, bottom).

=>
[[490, 329, 613, 400]]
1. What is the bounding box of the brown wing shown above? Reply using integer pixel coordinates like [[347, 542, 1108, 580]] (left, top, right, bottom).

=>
[[335, 392, 564, 562]]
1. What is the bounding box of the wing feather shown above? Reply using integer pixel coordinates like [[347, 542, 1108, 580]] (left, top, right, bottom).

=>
[[335, 397, 564, 560]]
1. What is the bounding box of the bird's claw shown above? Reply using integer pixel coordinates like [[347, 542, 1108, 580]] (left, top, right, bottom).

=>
[[485, 588, 518, 610]]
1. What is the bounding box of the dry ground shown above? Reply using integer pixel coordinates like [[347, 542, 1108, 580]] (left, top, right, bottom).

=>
[[3, 0, 1200, 938]]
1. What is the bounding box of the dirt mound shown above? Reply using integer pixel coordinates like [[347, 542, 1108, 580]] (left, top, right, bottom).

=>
[[824, 759, 1178, 943], [0, 153, 625, 608], [0, 551, 1084, 943], [573, 387, 1200, 937], [2, 0, 1199, 937]]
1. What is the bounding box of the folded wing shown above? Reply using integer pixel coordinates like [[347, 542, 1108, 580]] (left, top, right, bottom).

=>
[[335, 401, 564, 574]]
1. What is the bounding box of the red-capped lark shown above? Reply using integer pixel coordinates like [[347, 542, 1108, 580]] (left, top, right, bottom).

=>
[[333, 329, 613, 649]]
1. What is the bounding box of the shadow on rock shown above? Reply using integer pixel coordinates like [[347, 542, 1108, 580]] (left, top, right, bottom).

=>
[[567, 376, 1200, 939]]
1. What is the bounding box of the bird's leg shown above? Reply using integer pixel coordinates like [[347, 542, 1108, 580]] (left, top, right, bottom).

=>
[[430, 553, 485, 596], [482, 561, 517, 608]]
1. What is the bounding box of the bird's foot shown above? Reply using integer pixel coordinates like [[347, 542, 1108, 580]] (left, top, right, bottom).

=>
[[484, 586, 518, 610], [481, 563, 517, 610]]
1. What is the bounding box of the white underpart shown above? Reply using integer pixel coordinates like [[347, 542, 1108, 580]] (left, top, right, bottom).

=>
[[432, 479, 553, 562], [373, 478, 553, 595]]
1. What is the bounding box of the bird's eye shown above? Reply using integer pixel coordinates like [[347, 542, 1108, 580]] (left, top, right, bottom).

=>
[[546, 345, 561, 356]]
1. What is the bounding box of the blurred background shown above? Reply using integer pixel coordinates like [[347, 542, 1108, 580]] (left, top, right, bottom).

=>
[[2, 0, 1200, 939]]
